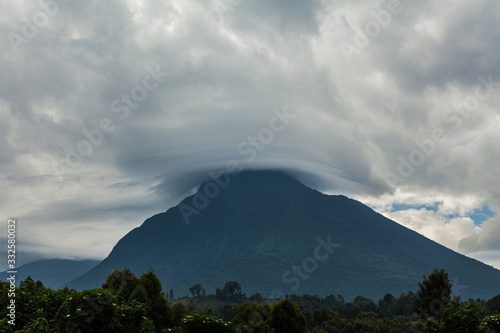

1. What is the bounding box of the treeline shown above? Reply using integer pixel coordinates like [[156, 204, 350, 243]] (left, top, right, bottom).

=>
[[1, 268, 499, 332]]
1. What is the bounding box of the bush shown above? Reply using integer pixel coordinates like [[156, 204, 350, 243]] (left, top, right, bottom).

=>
[[183, 314, 236, 333], [481, 314, 500, 332]]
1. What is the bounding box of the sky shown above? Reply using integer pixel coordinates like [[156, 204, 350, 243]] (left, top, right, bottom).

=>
[[1, 0, 500, 272]]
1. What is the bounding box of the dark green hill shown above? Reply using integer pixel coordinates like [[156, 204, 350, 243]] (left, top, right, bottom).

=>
[[66, 171, 500, 300], [1, 259, 100, 289]]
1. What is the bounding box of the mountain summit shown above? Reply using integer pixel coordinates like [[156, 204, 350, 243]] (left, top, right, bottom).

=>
[[67, 170, 500, 300]]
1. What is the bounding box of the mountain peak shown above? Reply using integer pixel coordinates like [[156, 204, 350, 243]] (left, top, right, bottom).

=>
[[67, 170, 500, 300]]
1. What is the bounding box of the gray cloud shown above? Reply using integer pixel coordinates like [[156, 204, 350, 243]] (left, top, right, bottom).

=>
[[1, 0, 500, 270]]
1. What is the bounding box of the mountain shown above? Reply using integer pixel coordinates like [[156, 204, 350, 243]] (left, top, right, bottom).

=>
[[1, 259, 100, 289], [66, 170, 500, 300]]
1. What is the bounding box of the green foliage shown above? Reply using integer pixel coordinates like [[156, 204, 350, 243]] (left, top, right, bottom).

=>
[[236, 321, 275, 333], [481, 314, 500, 332], [169, 288, 175, 300], [182, 314, 236, 333], [413, 268, 452, 321], [102, 267, 140, 302], [224, 281, 242, 299], [269, 298, 307, 333], [189, 284, 202, 298], [140, 268, 163, 302], [163, 327, 183, 333], [353, 296, 378, 313], [139, 317, 156, 332], [222, 304, 238, 321], [16, 277, 48, 328], [216, 281, 244, 302], [378, 293, 396, 315], [55, 289, 118, 332], [149, 295, 173, 331], [7, 265, 499, 333], [318, 314, 418, 333], [19, 309, 50, 332], [337, 303, 361, 319], [425, 302, 487, 333], [172, 302, 188, 327], [233, 301, 275, 332], [130, 284, 149, 304], [0, 318, 15, 333], [116, 300, 148, 332], [487, 295, 500, 315]]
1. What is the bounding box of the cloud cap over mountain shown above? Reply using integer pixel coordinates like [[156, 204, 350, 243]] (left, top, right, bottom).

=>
[[1, 0, 500, 269]]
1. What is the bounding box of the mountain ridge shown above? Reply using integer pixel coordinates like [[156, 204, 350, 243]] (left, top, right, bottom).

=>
[[66, 170, 500, 300], [1, 259, 100, 289]]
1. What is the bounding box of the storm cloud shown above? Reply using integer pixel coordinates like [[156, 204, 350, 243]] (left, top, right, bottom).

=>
[[1, 0, 499, 269]]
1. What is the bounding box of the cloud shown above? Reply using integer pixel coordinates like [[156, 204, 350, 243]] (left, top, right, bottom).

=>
[[1, 0, 500, 270]]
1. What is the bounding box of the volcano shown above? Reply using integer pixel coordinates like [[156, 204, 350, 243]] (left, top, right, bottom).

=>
[[67, 170, 500, 300]]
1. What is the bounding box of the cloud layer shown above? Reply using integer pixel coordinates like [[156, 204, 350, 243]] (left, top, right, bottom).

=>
[[1, 0, 499, 270]]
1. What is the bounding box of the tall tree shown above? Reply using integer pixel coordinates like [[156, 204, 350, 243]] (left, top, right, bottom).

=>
[[169, 288, 174, 300], [223, 281, 243, 301], [269, 298, 307, 333], [189, 284, 203, 298], [413, 268, 452, 321], [172, 302, 188, 327], [486, 295, 500, 315], [102, 267, 139, 301], [140, 268, 162, 302], [149, 294, 173, 331], [129, 284, 149, 304]]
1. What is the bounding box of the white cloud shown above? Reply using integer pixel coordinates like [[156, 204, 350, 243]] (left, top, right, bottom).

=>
[[1, 0, 500, 270]]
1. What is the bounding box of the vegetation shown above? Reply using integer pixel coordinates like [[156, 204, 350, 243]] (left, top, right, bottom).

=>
[[1, 268, 499, 332]]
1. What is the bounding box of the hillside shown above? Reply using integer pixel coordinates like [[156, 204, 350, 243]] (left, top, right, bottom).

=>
[[66, 170, 500, 300], [1, 259, 100, 289]]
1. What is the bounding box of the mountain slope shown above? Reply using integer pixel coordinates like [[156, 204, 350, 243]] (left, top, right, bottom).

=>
[[66, 171, 500, 300], [1, 259, 100, 289]]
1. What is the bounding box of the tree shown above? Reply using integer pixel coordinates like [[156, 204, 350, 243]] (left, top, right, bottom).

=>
[[102, 267, 140, 302], [224, 281, 242, 299], [17, 277, 48, 328], [56, 289, 118, 332], [183, 314, 236, 333], [217, 281, 244, 302], [169, 288, 175, 300], [233, 301, 275, 333], [189, 284, 203, 298], [116, 300, 148, 332], [172, 302, 188, 327], [486, 295, 500, 315], [21, 309, 50, 333], [140, 268, 162, 302], [378, 293, 396, 316], [481, 314, 500, 332], [353, 295, 378, 313], [413, 268, 452, 321], [139, 316, 156, 333], [149, 295, 173, 331], [425, 302, 486, 332], [269, 298, 307, 333], [129, 284, 149, 304]]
